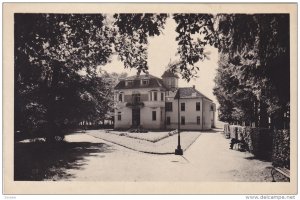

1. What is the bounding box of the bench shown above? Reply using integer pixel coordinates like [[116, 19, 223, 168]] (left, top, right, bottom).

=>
[[230, 138, 248, 151], [271, 167, 290, 182], [235, 142, 244, 151]]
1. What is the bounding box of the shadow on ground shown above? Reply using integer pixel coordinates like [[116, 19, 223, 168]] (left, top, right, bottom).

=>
[[244, 155, 271, 163], [203, 129, 222, 133], [14, 141, 113, 181]]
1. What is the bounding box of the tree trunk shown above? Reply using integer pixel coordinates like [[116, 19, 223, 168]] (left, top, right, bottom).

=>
[[259, 100, 268, 128], [45, 61, 62, 142], [253, 99, 258, 127]]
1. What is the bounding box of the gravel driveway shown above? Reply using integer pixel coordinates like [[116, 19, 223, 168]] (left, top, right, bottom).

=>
[[61, 131, 275, 182]]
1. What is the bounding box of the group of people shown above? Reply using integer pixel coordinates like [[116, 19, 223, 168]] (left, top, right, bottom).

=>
[[229, 137, 249, 151]]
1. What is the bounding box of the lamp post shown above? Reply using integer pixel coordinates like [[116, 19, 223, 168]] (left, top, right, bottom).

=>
[[175, 88, 183, 155]]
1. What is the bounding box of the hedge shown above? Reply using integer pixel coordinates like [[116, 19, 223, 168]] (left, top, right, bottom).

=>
[[272, 129, 290, 169], [223, 124, 290, 166], [223, 124, 273, 159]]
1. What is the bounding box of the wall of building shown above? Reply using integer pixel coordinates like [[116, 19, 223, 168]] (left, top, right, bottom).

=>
[[202, 99, 213, 130], [114, 87, 216, 131], [140, 107, 164, 130], [114, 87, 165, 130], [165, 98, 204, 130], [114, 105, 132, 129], [210, 103, 216, 128], [162, 77, 178, 90]]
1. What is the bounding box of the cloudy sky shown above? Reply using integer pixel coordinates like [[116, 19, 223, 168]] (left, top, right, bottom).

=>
[[102, 16, 219, 106]]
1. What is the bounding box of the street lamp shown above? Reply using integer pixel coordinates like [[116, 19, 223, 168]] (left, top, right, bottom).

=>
[[175, 88, 183, 155]]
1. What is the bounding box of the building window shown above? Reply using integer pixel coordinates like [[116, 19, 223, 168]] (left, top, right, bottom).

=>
[[154, 92, 157, 101], [165, 102, 173, 111], [166, 116, 171, 125], [118, 112, 121, 121], [181, 116, 185, 125], [152, 111, 156, 121], [126, 80, 133, 86], [161, 93, 164, 101], [142, 79, 149, 85], [211, 105, 214, 111], [132, 94, 140, 104], [196, 102, 200, 111], [197, 116, 201, 125], [118, 94, 123, 102], [181, 102, 185, 111]]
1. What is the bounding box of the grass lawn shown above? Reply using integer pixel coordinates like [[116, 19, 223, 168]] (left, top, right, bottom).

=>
[[109, 130, 177, 143]]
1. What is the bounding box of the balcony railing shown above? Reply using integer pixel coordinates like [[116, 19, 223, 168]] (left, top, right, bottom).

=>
[[126, 101, 145, 107]]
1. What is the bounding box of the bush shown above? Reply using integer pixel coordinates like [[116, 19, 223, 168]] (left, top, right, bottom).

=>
[[272, 129, 290, 169], [223, 123, 230, 138], [248, 128, 273, 159], [119, 132, 127, 136], [229, 125, 239, 139], [225, 125, 290, 165]]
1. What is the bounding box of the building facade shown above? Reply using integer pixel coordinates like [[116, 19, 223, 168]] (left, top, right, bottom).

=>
[[114, 70, 216, 130]]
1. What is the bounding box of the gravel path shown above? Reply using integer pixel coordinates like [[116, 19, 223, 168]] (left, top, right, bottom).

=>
[[61, 131, 275, 182], [86, 130, 201, 154]]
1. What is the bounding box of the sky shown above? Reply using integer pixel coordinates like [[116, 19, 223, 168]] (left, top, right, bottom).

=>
[[102, 16, 219, 106]]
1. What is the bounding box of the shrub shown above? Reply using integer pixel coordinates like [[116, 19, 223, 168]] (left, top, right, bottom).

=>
[[229, 125, 239, 139], [249, 128, 273, 159], [168, 129, 178, 136], [119, 132, 127, 136], [227, 125, 273, 159], [223, 123, 230, 138], [272, 129, 290, 169]]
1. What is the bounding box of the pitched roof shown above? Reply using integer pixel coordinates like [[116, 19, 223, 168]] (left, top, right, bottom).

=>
[[161, 70, 179, 78], [174, 87, 212, 101], [125, 74, 155, 80], [114, 74, 166, 90]]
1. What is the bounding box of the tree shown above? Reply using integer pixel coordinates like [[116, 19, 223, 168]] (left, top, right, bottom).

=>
[[172, 14, 218, 81], [216, 14, 290, 128], [15, 14, 113, 141], [112, 14, 168, 72], [100, 71, 128, 123], [213, 53, 257, 125], [172, 13, 290, 128], [15, 13, 168, 141]]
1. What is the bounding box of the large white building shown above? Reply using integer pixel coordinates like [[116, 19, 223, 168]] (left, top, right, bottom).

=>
[[114, 70, 216, 130]]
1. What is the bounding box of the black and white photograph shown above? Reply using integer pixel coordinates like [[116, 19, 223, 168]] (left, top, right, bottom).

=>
[[3, 2, 297, 195]]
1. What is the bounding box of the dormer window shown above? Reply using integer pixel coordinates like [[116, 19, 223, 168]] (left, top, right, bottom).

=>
[[126, 80, 133, 86], [142, 79, 149, 86]]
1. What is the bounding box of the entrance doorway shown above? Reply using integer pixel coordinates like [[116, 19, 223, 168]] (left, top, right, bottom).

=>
[[132, 108, 140, 127]]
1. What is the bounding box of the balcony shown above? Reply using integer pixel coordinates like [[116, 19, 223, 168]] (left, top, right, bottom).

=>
[[126, 101, 145, 108]]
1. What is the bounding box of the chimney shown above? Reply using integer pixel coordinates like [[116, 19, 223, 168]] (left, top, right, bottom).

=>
[[192, 85, 195, 89]]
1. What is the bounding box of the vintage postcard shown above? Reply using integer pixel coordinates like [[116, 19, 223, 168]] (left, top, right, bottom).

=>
[[3, 3, 297, 195]]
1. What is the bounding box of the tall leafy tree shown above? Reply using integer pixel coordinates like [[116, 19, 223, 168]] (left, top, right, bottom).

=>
[[172, 13, 290, 128], [113, 14, 168, 72], [100, 71, 128, 122], [172, 14, 218, 81], [15, 13, 169, 141], [15, 14, 113, 141], [216, 14, 290, 128]]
